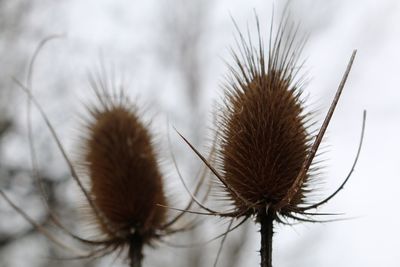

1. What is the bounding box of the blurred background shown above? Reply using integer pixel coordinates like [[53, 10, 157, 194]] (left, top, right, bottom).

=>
[[0, 0, 399, 266]]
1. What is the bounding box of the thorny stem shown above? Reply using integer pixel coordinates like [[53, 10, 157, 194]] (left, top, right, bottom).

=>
[[259, 209, 274, 267], [129, 234, 143, 267]]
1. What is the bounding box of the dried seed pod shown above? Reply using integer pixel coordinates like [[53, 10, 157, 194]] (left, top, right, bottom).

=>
[[79, 81, 168, 264], [207, 16, 361, 220], [210, 17, 311, 219], [7, 73, 193, 265], [84, 98, 167, 239], [177, 14, 362, 267], [1, 37, 201, 267], [220, 68, 310, 215]]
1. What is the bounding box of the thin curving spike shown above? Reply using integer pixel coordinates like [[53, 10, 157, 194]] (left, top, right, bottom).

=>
[[175, 128, 251, 207], [301, 110, 366, 211], [13, 78, 113, 236], [162, 125, 219, 226], [0, 190, 85, 256], [213, 219, 234, 267], [160, 216, 248, 249], [168, 140, 220, 215], [157, 204, 237, 217], [277, 50, 357, 209], [26, 35, 64, 203], [20, 36, 116, 247]]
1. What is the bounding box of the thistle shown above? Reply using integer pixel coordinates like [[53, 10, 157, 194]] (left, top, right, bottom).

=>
[[178, 15, 365, 267]]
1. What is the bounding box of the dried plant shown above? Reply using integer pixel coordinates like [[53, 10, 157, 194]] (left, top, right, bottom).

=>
[[177, 14, 365, 267], [0, 39, 197, 267], [0, 8, 367, 267], [78, 75, 169, 266]]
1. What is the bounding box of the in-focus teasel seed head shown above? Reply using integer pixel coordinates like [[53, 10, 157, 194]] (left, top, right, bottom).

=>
[[216, 17, 312, 220], [183, 14, 363, 224]]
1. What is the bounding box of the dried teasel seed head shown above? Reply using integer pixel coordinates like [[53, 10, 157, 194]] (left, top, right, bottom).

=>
[[81, 84, 167, 245], [220, 74, 310, 213], [216, 17, 314, 217]]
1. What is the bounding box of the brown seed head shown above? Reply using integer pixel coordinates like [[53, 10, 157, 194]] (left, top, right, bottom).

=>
[[82, 89, 167, 244], [220, 73, 310, 213], [216, 18, 313, 217]]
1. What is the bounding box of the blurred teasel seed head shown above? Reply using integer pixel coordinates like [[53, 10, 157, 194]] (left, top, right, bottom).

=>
[[80, 74, 168, 265], [2, 38, 195, 266]]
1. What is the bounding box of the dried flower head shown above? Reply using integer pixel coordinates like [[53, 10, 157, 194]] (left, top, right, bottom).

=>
[[1, 41, 191, 266], [216, 18, 312, 218], [83, 86, 167, 240], [176, 14, 363, 267], [78, 75, 169, 264], [183, 15, 362, 220], [220, 64, 310, 216]]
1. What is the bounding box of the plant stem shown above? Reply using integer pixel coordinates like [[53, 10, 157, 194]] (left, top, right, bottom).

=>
[[259, 209, 274, 267], [129, 234, 143, 267]]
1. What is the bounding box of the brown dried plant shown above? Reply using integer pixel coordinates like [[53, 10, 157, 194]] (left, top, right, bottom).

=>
[[0, 38, 200, 267], [78, 74, 169, 266], [0, 11, 367, 267], [176, 14, 366, 267]]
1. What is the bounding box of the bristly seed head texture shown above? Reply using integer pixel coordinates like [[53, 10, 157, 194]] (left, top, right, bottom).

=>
[[216, 17, 314, 219], [81, 80, 167, 252]]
